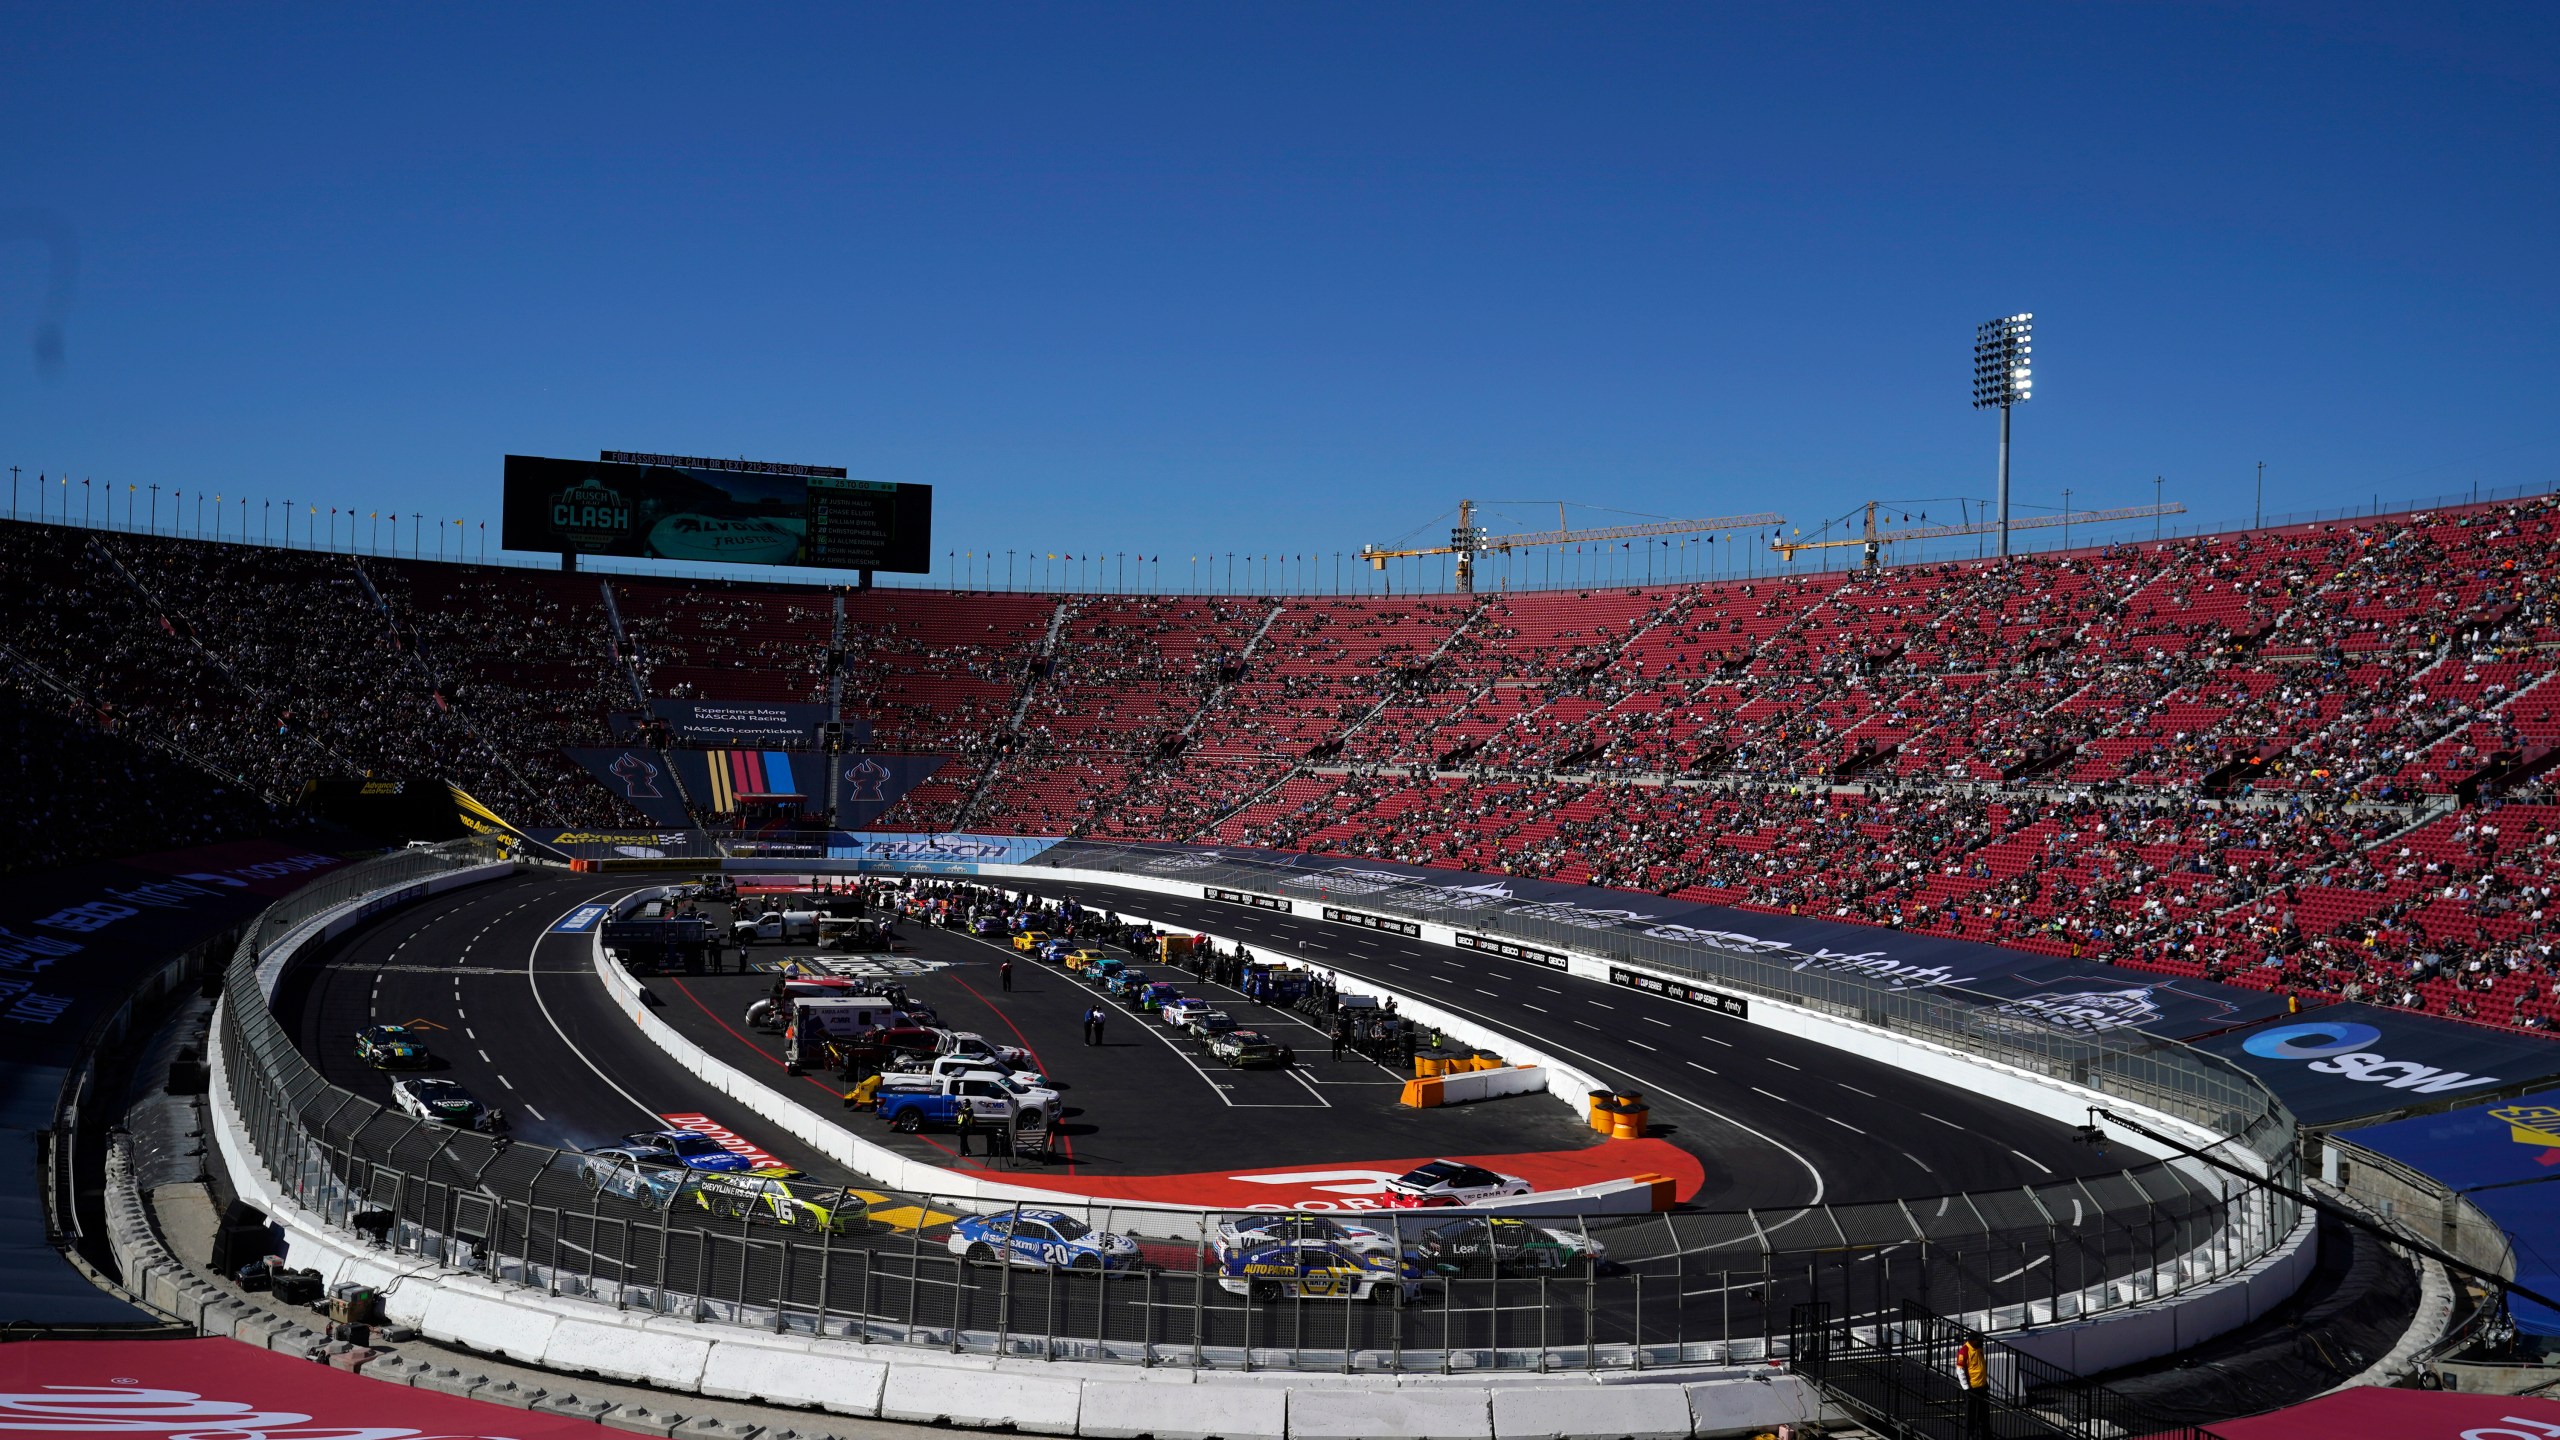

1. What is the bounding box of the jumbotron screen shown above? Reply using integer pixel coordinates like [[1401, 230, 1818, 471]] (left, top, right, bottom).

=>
[[500, 454, 933, 573]]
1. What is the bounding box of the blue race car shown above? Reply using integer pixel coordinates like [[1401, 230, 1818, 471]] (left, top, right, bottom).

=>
[[946, 1208, 1141, 1271], [622, 1129, 754, 1173], [1217, 1240, 1432, 1303]]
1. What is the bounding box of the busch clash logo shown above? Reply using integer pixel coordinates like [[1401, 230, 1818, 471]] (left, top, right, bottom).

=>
[[548, 476, 631, 551], [1989, 986, 2165, 1035]]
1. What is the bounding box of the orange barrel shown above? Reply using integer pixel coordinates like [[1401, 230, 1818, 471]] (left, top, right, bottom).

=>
[[1611, 1104, 1649, 1140], [1588, 1090, 1615, 1132]]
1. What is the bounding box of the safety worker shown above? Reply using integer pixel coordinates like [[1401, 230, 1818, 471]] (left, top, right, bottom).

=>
[[1957, 1333, 1990, 1437], [1000, 959, 1014, 992], [954, 1098, 977, 1156]]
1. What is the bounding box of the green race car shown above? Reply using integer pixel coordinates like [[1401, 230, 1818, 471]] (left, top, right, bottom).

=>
[[1208, 1028, 1293, 1069], [355, 1024, 430, 1069]]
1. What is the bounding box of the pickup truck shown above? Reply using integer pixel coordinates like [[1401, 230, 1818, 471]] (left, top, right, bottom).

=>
[[879, 1055, 1058, 1104], [733, 911, 819, 946], [876, 1071, 1053, 1133], [932, 1029, 1037, 1069]]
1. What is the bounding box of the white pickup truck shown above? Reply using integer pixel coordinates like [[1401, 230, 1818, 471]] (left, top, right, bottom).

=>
[[882, 1050, 1052, 1092], [875, 1070, 1057, 1133], [732, 910, 818, 945]]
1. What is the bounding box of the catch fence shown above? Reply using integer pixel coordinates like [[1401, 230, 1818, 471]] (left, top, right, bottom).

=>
[[216, 845, 2304, 1372]]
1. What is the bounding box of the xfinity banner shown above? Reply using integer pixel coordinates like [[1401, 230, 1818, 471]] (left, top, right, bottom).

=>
[[2195, 1004, 2560, 1126], [1047, 841, 2294, 1041]]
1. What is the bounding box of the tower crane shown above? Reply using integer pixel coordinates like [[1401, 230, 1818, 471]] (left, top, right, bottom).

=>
[[1360, 500, 1787, 593], [1771, 500, 2186, 570]]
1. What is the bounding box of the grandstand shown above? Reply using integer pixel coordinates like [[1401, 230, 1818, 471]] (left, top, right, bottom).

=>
[[7, 495, 2559, 1033]]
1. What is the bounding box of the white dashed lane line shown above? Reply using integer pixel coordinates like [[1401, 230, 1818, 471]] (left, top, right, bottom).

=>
[[1537, 986, 1561, 994], [1903, 1152, 1934, 1172], [520, 1104, 546, 1122], [1924, 1113, 1963, 1129], [1750, 1086, 1789, 1103], [1574, 1021, 1600, 1031], [1475, 989, 1498, 996], [1839, 1083, 1875, 1098], [1698, 1033, 1733, 1047], [1687, 1062, 1718, 1075], [2010, 1148, 2055, 1175], [1824, 1115, 1865, 1133], [1589, 1002, 1614, 1010], [1523, 1004, 1547, 1014], [1628, 1040, 1656, 1052], [1643, 1016, 1670, 1027], [1768, 1059, 1799, 1071]]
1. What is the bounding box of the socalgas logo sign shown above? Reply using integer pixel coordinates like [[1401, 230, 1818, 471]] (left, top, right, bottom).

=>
[[2240, 1021, 2504, 1097]]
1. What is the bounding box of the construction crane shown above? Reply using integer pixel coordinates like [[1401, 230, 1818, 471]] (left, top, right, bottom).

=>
[[1360, 499, 1787, 593], [1771, 500, 2187, 570]]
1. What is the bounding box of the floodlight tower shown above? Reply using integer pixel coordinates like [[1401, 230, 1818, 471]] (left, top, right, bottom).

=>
[[1972, 313, 2034, 556]]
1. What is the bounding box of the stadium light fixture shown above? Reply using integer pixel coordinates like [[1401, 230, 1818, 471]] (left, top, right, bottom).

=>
[[1972, 313, 2033, 557]]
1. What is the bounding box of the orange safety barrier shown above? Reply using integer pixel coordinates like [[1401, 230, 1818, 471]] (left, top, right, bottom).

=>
[[1399, 1076, 1446, 1108]]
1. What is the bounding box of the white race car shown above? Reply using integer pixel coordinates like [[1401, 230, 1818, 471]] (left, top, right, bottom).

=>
[[1380, 1160, 1532, 1207], [1162, 997, 1219, 1029]]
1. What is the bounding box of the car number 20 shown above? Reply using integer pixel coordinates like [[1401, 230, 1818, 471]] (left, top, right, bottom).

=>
[[1031, 1240, 1070, 1267]]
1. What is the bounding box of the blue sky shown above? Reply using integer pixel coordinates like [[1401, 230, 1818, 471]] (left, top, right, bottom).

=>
[[2, 4, 2554, 588]]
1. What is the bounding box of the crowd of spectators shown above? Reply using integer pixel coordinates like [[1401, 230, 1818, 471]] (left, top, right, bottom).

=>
[[12, 495, 2560, 1031]]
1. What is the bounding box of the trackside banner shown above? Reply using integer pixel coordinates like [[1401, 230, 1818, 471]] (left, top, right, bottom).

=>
[[1043, 840, 2293, 1040], [1034, 842, 2560, 1122], [830, 831, 1063, 872], [561, 747, 698, 828], [2194, 1005, 2560, 1126], [0, 1336, 624, 1436], [0, 840, 348, 1066]]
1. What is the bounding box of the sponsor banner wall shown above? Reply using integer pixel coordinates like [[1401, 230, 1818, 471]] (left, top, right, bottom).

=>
[[0, 1337, 623, 1437], [2196, 1004, 2560, 1126], [626, 699, 833, 748], [1046, 841, 2292, 1040], [2338, 1084, 2560, 1191], [827, 831, 1064, 872], [1, 841, 347, 1067], [531, 827, 719, 861], [561, 748, 697, 827], [832, 754, 949, 829]]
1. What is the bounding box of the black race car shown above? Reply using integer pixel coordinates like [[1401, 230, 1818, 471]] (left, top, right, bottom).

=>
[[1413, 1215, 1609, 1272]]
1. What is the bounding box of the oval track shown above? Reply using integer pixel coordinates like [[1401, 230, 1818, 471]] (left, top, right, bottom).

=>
[[266, 870, 2238, 1358]]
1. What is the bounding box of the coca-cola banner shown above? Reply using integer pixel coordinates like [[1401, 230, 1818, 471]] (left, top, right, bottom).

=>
[[0, 1337, 620, 1436]]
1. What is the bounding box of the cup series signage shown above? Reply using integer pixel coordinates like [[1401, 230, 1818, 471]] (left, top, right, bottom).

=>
[[1609, 964, 1750, 1019], [1205, 886, 1293, 913], [1456, 933, 1572, 971], [1321, 905, 1423, 937]]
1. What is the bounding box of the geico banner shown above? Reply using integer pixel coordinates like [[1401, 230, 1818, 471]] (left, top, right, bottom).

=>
[[1044, 840, 2292, 1041]]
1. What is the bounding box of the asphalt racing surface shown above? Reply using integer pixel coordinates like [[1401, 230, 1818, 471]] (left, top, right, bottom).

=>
[[1006, 877, 2130, 1209], [650, 906, 1689, 1208], [265, 869, 2241, 1360]]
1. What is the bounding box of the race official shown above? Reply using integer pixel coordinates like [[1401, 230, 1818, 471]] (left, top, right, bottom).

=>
[[1000, 959, 1014, 992], [954, 1099, 978, 1155]]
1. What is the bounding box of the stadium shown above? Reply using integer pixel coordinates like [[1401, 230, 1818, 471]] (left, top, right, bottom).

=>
[[11, 10, 2560, 1440], [10, 469, 2560, 1440]]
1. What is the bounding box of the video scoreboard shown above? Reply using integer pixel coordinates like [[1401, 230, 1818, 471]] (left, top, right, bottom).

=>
[[501, 452, 932, 573]]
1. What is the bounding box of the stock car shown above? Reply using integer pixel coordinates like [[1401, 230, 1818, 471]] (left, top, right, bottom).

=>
[[1134, 981, 1186, 1013], [1103, 969, 1149, 999], [578, 1144, 689, 1206], [1216, 1241, 1432, 1304], [390, 1077, 490, 1129], [1215, 1212, 1398, 1261], [354, 1024, 430, 1069], [622, 1128, 755, 1173], [1413, 1215, 1609, 1272], [1381, 1160, 1533, 1206], [1063, 948, 1112, 971], [1012, 930, 1049, 953], [1207, 1029, 1292, 1068], [1161, 997, 1217, 1028], [693, 1167, 868, 1230], [946, 1209, 1141, 1271], [1187, 1011, 1239, 1039]]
